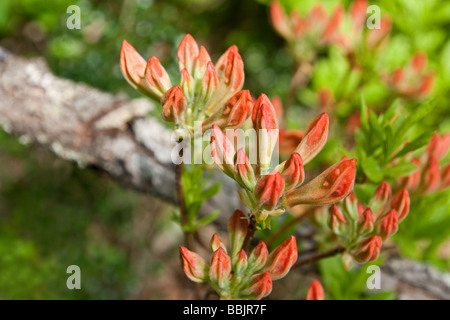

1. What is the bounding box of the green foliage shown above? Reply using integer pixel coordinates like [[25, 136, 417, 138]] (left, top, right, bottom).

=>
[[318, 255, 395, 300]]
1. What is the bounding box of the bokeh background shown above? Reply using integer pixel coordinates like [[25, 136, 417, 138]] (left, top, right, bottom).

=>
[[0, 0, 449, 299]]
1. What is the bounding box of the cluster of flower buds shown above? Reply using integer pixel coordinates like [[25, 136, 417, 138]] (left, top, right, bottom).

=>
[[179, 210, 298, 300], [382, 52, 435, 100], [322, 181, 410, 269], [211, 96, 357, 227], [269, 1, 344, 61], [121, 34, 250, 134], [335, 0, 392, 57], [398, 132, 450, 195]]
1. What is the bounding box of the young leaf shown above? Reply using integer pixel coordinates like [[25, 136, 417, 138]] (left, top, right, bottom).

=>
[[361, 156, 383, 182]]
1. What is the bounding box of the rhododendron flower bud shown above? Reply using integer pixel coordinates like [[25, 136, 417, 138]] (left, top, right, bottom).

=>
[[284, 158, 356, 206], [343, 191, 360, 221], [200, 61, 219, 105], [161, 85, 186, 124], [366, 17, 391, 49], [180, 68, 194, 100], [235, 148, 257, 190], [306, 280, 325, 300], [398, 158, 422, 192], [177, 34, 199, 75], [193, 45, 212, 79], [211, 124, 236, 177], [209, 247, 232, 289], [270, 1, 295, 40], [210, 233, 227, 253], [202, 90, 252, 131], [390, 189, 410, 222], [206, 45, 245, 115], [247, 241, 269, 273], [234, 249, 248, 274], [427, 132, 450, 161], [422, 156, 441, 195], [328, 204, 347, 235], [228, 210, 248, 258], [145, 56, 172, 98], [376, 209, 399, 240], [264, 236, 297, 280], [120, 40, 158, 98], [254, 171, 285, 211], [349, 0, 368, 34], [358, 207, 375, 234], [353, 236, 382, 263], [294, 113, 329, 164], [179, 246, 209, 283], [280, 152, 305, 191], [369, 181, 392, 218], [245, 271, 273, 300]]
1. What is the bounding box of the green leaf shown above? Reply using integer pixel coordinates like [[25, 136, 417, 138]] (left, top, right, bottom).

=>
[[384, 161, 418, 178], [361, 157, 383, 182], [392, 131, 433, 160], [196, 210, 220, 227], [360, 95, 369, 133], [202, 182, 221, 199]]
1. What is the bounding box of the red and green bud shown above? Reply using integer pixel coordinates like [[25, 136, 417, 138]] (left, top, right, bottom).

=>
[[228, 210, 249, 258], [209, 247, 232, 289], [161, 85, 186, 124], [376, 209, 399, 240], [398, 158, 422, 192], [210, 233, 227, 253], [177, 34, 199, 75], [306, 280, 325, 300], [353, 236, 382, 263], [427, 132, 450, 161], [211, 124, 236, 177], [294, 113, 329, 164], [247, 240, 269, 273], [179, 246, 209, 283], [284, 158, 356, 206], [280, 152, 305, 191], [390, 189, 410, 222], [328, 204, 347, 235], [358, 207, 375, 234], [369, 181, 392, 218], [245, 271, 273, 300], [422, 156, 441, 195], [254, 171, 285, 211], [193, 45, 212, 80], [264, 236, 298, 280], [235, 148, 257, 190], [145, 56, 172, 98], [234, 249, 248, 274], [200, 61, 219, 106]]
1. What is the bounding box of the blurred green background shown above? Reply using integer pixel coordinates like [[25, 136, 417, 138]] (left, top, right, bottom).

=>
[[0, 0, 449, 299]]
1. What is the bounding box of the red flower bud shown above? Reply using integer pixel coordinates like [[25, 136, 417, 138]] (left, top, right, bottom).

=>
[[427, 132, 450, 161], [211, 124, 236, 177], [177, 34, 199, 75], [390, 189, 410, 222], [349, 0, 368, 33], [209, 247, 231, 289], [215, 45, 244, 92], [210, 233, 227, 253], [306, 280, 325, 300], [235, 249, 248, 274], [294, 113, 329, 164], [398, 158, 422, 192], [200, 61, 219, 105], [193, 45, 211, 79], [145, 56, 172, 98], [246, 271, 273, 300], [280, 152, 305, 191], [179, 246, 209, 283], [376, 209, 399, 240], [270, 1, 294, 40], [358, 207, 375, 234], [252, 94, 279, 131], [228, 209, 248, 258], [422, 156, 441, 195], [121, 40, 157, 98], [203, 90, 252, 131], [254, 171, 285, 211], [321, 5, 344, 44], [264, 236, 298, 280], [161, 85, 186, 124], [247, 241, 269, 273], [353, 236, 382, 263], [284, 158, 356, 206], [369, 181, 392, 218], [328, 204, 347, 235], [366, 17, 391, 49], [235, 148, 257, 189]]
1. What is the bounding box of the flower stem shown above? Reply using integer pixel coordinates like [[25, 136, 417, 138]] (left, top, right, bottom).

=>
[[242, 215, 257, 252], [293, 247, 345, 269]]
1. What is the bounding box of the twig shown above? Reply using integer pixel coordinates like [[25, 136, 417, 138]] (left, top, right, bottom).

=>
[[242, 215, 257, 252], [293, 247, 345, 269]]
